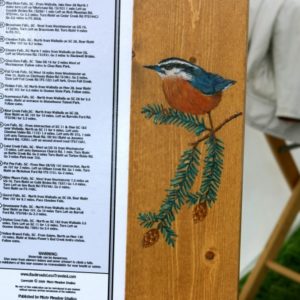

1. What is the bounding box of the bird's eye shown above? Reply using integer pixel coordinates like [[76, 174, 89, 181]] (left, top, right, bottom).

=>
[[164, 65, 173, 70]]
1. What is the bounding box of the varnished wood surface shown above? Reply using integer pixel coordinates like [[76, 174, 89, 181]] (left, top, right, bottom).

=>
[[126, 1, 248, 299]]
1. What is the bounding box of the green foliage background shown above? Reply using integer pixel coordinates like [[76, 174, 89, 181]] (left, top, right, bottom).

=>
[[240, 228, 300, 299]]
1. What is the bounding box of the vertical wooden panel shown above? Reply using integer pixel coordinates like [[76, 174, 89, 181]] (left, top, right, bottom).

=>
[[126, 1, 248, 299]]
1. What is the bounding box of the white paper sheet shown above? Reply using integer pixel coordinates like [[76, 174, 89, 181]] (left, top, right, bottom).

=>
[[0, 0, 133, 299]]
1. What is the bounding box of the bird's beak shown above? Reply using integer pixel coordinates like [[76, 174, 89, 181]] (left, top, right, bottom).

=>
[[144, 65, 158, 71]]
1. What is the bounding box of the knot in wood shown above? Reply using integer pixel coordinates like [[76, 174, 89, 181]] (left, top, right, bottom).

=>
[[205, 251, 216, 261], [189, 56, 197, 64]]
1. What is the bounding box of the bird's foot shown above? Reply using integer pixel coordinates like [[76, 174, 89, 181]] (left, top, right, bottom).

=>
[[210, 129, 216, 138]]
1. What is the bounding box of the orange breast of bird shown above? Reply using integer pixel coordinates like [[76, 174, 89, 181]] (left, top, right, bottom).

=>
[[162, 77, 222, 115]]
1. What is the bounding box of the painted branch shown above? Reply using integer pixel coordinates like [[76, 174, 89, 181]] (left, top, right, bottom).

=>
[[191, 112, 243, 147]]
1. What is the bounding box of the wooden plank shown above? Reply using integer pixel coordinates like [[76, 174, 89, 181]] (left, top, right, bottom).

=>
[[126, 1, 248, 299], [266, 261, 300, 284]]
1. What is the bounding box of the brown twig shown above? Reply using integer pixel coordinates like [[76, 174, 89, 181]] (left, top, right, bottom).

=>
[[191, 112, 243, 147], [208, 112, 215, 135]]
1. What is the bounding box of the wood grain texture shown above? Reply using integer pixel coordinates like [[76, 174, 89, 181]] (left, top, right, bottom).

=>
[[126, 1, 248, 299]]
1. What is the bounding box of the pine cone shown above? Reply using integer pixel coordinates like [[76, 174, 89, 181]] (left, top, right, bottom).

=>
[[143, 228, 159, 248], [193, 202, 208, 223]]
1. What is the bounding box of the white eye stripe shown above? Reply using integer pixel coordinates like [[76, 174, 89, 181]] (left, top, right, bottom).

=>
[[158, 68, 193, 80]]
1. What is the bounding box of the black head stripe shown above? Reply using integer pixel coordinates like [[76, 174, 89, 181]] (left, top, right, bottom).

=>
[[159, 57, 199, 71], [159, 57, 191, 65]]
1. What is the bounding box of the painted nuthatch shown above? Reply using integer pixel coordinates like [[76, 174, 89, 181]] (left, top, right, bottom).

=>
[[144, 57, 236, 130]]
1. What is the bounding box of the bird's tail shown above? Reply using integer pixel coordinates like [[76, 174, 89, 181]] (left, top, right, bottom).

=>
[[220, 79, 236, 92]]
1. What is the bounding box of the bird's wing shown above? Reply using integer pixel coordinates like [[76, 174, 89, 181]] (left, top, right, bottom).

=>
[[188, 70, 236, 95]]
